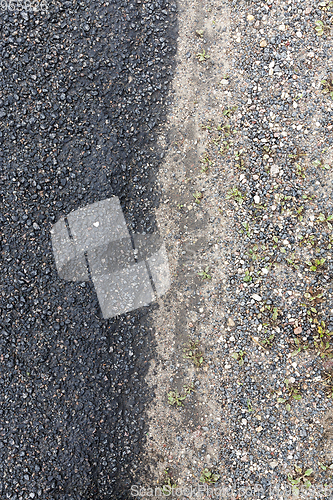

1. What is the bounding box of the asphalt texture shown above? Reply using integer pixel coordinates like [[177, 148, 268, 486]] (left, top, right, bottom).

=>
[[0, 1, 177, 498]]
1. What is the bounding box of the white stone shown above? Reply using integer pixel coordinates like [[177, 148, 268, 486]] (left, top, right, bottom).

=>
[[221, 79, 229, 85], [296, 31, 302, 38], [227, 317, 235, 327], [252, 294, 262, 302], [254, 195, 260, 204], [270, 164, 279, 176]]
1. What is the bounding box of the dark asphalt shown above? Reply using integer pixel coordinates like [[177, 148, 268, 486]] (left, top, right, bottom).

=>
[[0, 1, 177, 498]]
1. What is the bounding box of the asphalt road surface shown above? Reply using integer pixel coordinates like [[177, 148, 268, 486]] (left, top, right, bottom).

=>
[[0, 1, 177, 498]]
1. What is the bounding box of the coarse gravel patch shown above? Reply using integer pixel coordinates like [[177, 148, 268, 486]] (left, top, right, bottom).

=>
[[134, 0, 333, 499]]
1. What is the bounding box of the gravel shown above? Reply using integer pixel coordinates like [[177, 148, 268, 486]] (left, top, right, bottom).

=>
[[206, 0, 333, 494], [131, 0, 333, 496]]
